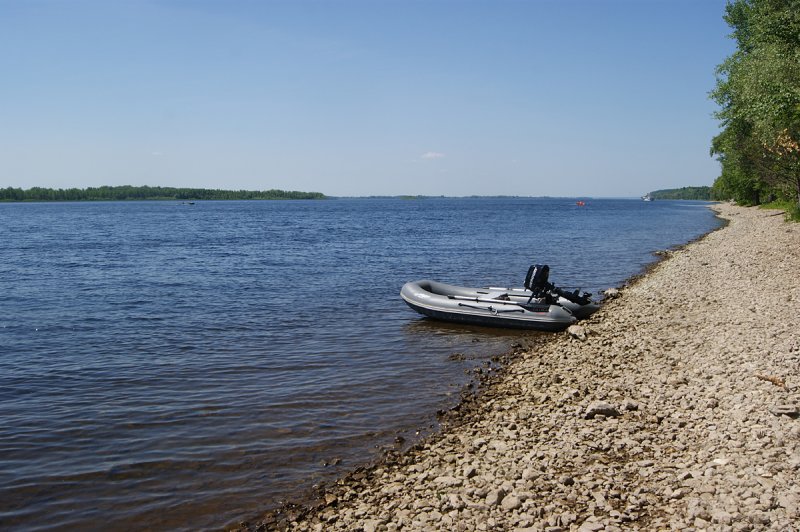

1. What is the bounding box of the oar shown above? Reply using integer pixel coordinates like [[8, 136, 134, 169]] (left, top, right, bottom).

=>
[[446, 294, 547, 307], [484, 286, 592, 304]]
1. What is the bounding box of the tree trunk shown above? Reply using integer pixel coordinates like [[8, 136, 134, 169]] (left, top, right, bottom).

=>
[[795, 175, 800, 210]]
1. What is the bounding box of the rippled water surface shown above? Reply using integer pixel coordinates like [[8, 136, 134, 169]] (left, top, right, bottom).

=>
[[0, 198, 719, 529]]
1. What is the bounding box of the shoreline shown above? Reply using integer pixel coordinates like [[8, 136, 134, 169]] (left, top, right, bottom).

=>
[[243, 203, 799, 531]]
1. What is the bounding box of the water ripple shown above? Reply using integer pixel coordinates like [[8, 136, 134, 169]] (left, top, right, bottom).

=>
[[0, 198, 720, 530]]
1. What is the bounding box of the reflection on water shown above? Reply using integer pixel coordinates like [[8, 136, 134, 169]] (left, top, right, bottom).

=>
[[402, 318, 545, 347]]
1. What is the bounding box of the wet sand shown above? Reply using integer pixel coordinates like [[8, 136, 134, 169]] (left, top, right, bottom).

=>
[[246, 203, 800, 531]]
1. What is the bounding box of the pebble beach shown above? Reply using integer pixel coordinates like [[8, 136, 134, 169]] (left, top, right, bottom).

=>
[[250, 203, 800, 531]]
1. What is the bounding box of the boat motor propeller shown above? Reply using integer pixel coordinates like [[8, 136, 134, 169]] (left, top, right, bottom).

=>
[[551, 286, 594, 306]]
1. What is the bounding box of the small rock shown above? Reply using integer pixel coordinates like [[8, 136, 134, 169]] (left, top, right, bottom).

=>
[[603, 288, 620, 299], [560, 388, 581, 402], [485, 490, 505, 507], [559, 512, 578, 526], [434, 475, 463, 487], [769, 404, 800, 418], [491, 441, 508, 452], [712, 509, 733, 525], [567, 325, 587, 341], [778, 493, 798, 514], [622, 400, 639, 411], [501, 495, 522, 510], [448, 493, 465, 511], [578, 518, 605, 532], [697, 484, 716, 495], [585, 401, 621, 419]]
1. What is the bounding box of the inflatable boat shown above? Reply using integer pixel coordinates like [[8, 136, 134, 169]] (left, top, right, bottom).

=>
[[400, 264, 599, 330], [400, 280, 577, 331]]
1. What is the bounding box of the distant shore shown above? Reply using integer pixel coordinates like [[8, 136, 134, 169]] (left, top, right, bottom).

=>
[[246, 203, 800, 531], [0, 185, 326, 202]]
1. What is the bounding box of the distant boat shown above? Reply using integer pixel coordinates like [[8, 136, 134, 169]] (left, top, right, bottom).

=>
[[642, 194, 653, 202], [576, 201, 586, 206]]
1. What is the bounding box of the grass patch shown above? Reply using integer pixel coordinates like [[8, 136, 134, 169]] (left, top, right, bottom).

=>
[[759, 199, 800, 222]]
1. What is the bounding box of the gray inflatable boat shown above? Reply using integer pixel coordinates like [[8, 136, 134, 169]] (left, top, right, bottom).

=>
[[400, 280, 577, 331], [400, 264, 599, 330]]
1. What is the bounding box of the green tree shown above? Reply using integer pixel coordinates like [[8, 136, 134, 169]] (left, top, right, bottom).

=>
[[711, 0, 800, 209]]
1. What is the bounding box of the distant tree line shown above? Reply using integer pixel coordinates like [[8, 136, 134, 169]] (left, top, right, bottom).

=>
[[649, 187, 714, 200], [0, 185, 327, 202], [710, 0, 800, 217]]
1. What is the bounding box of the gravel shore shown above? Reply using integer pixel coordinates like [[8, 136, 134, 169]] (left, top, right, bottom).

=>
[[253, 203, 800, 531]]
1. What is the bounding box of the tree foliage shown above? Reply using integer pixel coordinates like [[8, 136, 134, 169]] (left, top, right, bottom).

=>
[[0, 185, 326, 202], [711, 0, 800, 210], [649, 187, 714, 200]]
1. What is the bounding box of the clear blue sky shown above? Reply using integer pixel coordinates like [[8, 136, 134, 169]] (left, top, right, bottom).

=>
[[1, 0, 733, 197]]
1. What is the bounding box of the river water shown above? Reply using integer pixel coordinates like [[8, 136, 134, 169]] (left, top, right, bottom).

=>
[[0, 198, 720, 529]]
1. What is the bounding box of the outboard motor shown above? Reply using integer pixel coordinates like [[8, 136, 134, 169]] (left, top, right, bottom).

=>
[[525, 264, 594, 306], [524, 264, 553, 303], [524, 264, 550, 293]]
